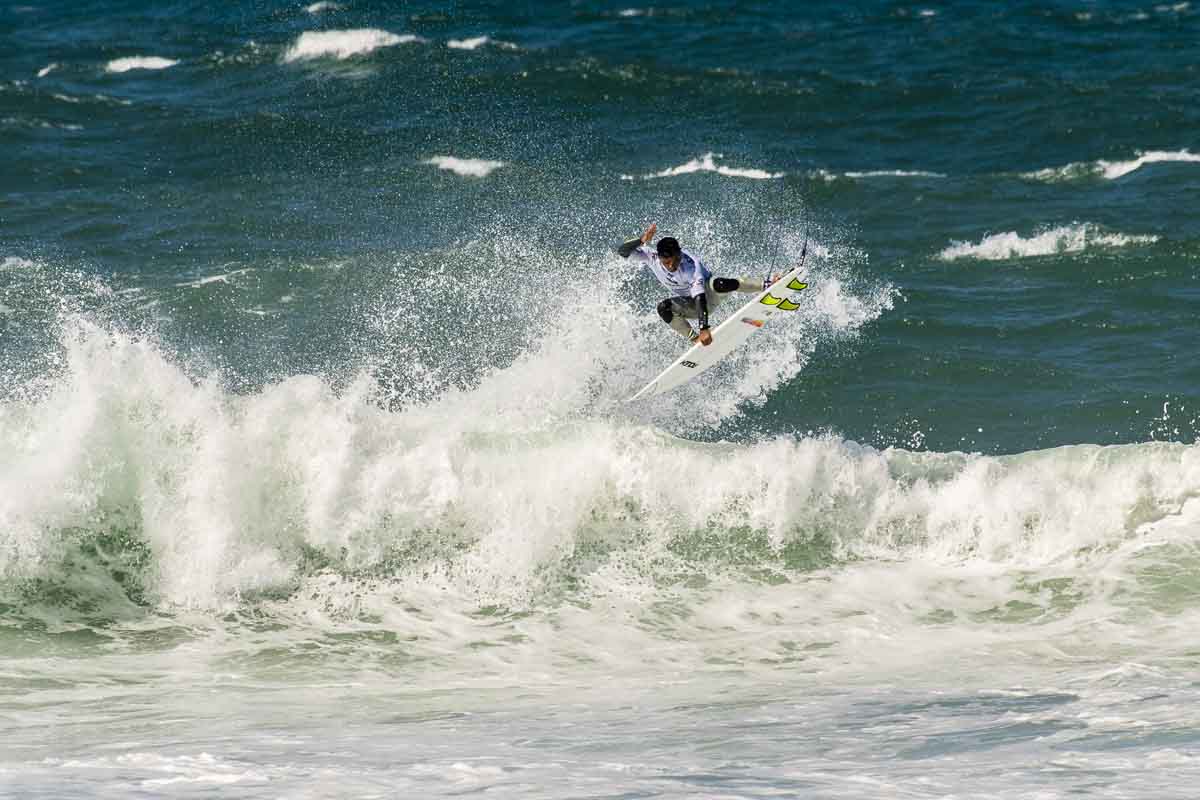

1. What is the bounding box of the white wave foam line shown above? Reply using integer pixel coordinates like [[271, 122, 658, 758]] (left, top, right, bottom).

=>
[[812, 169, 945, 181], [447, 36, 490, 50], [424, 156, 505, 177], [938, 224, 1159, 261], [623, 152, 783, 181], [843, 169, 945, 178], [281, 29, 421, 63], [105, 56, 179, 74], [1099, 150, 1200, 179], [447, 37, 518, 52], [37, 63, 57, 78], [304, 1, 340, 12], [1024, 150, 1200, 182]]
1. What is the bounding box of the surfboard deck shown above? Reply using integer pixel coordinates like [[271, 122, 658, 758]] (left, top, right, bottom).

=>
[[628, 261, 810, 402]]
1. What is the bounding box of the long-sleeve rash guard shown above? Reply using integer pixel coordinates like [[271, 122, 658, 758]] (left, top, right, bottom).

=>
[[627, 244, 716, 329], [628, 245, 713, 299]]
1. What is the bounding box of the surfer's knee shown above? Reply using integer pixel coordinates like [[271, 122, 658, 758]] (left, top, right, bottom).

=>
[[657, 297, 674, 323], [712, 277, 740, 293]]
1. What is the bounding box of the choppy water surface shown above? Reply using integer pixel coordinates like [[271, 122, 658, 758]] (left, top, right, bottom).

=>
[[3, 1, 1200, 797]]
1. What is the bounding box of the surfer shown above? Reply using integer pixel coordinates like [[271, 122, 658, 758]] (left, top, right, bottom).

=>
[[617, 223, 773, 346]]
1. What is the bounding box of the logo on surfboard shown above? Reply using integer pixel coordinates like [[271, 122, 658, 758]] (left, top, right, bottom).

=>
[[741, 317, 765, 328]]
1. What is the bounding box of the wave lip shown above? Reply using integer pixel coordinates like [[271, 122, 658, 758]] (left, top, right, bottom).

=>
[[105, 56, 179, 73], [1024, 149, 1200, 182], [623, 152, 783, 181], [281, 29, 421, 63], [938, 223, 1159, 261], [424, 156, 505, 177]]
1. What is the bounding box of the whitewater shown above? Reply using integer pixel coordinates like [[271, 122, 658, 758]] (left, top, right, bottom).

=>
[[5, 241, 1200, 797]]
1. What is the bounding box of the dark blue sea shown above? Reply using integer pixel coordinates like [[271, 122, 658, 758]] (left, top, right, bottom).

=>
[[4, 2, 1200, 797]]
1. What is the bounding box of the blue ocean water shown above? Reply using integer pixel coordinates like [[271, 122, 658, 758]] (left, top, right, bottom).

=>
[[3, 1, 1200, 797]]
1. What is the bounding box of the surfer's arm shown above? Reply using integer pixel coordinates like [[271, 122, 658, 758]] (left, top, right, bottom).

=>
[[617, 223, 657, 258], [620, 242, 653, 261]]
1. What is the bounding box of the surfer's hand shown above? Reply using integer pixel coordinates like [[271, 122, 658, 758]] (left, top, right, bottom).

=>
[[697, 328, 712, 346], [641, 223, 656, 244]]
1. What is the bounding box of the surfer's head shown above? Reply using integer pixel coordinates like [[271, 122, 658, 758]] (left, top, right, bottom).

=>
[[656, 237, 682, 270]]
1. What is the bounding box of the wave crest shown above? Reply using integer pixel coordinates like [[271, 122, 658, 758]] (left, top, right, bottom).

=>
[[423, 156, 505, 177], [1024, 149, 1200, 182], [938, 224, 1158, 261], [281, 29, 421, 63], [623, 153, 783, 181], [105, 56, 178, 73]]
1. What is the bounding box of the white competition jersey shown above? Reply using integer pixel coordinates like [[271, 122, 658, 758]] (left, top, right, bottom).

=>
[[630, 245, 712, 299]]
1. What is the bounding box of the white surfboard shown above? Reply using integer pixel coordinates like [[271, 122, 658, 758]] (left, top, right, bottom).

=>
[[629, 258, 810, 402]]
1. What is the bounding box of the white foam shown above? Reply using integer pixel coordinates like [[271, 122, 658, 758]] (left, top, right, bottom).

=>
[[50, 752, 263, 788], [842, 169, 946, 179], [938, 224, 1159, 261], [304, 1, 340, 12], [0, 257, 36, 271], [447, 36, 490, 50], [105, 56, 179, 73], [627, 152, 783, 181], [1024, 149, 1200, 182], [15, 253, 1200, 696], [37, 63, 57, 78], [174, 268, 254, 289], [0, 229, 886, 606], [5, 318, 1196, 680], [812, 169, 945, 182], [281, 29, 421, 63], [1099, 150, 1200, 179], [424, 156, 505, 177]]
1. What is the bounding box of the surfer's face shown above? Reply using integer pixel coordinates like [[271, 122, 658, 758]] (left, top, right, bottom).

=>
[[659, 253, 679, 271]]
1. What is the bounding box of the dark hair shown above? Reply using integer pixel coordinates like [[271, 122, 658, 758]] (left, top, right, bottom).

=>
[[656, 237, 682, 258]]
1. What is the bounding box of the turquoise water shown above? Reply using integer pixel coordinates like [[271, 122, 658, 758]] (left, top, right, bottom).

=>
[[4, 2, 1200, 797]]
